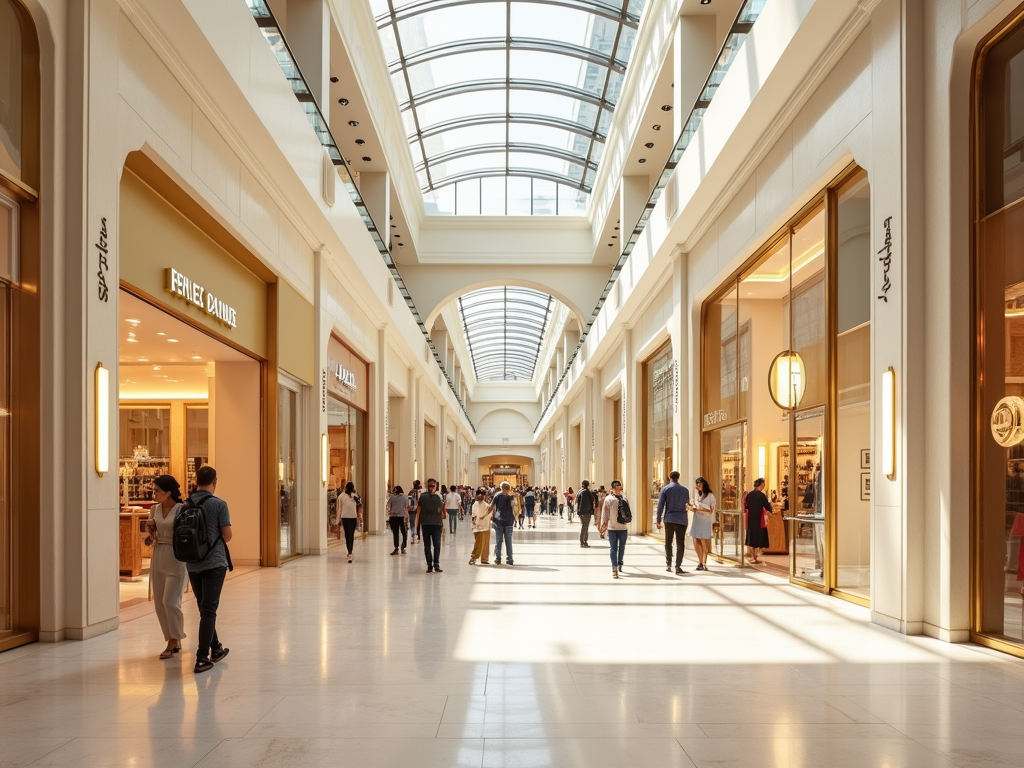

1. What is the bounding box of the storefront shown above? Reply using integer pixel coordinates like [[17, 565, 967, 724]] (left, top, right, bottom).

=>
[[325, 334, 368, 543], [643, 342, 674, 536], [115, 159, 308, 605], [701, 165, 872, 602], [0, 0, 40, 652], [972, 7, 1024, 657]]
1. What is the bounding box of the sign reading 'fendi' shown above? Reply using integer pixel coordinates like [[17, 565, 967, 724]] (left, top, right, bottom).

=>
[[165, 268, 238, 328]]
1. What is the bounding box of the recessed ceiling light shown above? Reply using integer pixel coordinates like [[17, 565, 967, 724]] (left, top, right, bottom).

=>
[[608, 243, 614, 247], [338, 98, 349, 105], [661, 104, 672, 111], [391, 224, 397, 228], [167, 338, 179, 343], [398, 242, 404, 246], [644, 142, 654, 148], [355, 139, 365, 145], [348, 120, 359, 127], [126, 338, 138, 343], [192, 355, 202, 360], [652, 124, 661, 131], [362, 156, 372, 162], [127, 331, 135, 338], [156, 332, 166, 336], [153, 366, 161, 371], [330, 76, 339, 83], [126, 318, 141, 325], [638, 158, 647, 163], [614, 226, 619, 230]]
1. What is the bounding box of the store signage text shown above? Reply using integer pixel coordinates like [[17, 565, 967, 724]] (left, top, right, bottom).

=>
[[329, 357, 357, 390], [96, 218, 110, 303], [703, 409, 728, 428], [165, 268, 238, 328], [321, 369, 327, 414], [877, 216, 893, 302]]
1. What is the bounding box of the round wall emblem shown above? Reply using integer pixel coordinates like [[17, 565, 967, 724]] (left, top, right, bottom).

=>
[[991, 396, 1024, 447]]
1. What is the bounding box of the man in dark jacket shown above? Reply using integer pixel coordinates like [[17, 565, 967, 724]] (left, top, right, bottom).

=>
[[492, 481, 516, 565], [575, 479, 597, 548]]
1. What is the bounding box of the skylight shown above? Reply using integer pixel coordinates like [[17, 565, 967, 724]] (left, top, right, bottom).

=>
[[458, 287, 554, 381], [370, 0, 647, 215]]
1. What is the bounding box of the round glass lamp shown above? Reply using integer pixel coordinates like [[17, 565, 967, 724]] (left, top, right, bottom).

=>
[[768, 350, 806, 410]]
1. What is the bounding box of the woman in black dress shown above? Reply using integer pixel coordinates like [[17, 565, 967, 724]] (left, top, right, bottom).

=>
[[744, 478, 773, 564]]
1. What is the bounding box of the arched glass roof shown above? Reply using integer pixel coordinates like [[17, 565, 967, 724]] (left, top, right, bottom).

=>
[[370, 0, 647, 211], [458, 287, 554, 381]]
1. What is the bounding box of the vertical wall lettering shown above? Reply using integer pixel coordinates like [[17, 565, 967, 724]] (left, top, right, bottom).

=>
[[877, 216, 893, 302], [96, 217, 110, 302]]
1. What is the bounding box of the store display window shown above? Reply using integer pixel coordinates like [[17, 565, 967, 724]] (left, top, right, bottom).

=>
[[644, 343, 674, 535]]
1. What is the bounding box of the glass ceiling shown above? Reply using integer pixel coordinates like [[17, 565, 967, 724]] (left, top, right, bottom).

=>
[[370, 0, 647, 212], [458, 287, 554, 381]]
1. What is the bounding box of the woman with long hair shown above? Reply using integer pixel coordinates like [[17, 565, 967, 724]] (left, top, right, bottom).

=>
[[339, 481, 363, 563], [146, 474, 187, 659], [387, 485, 409, 555], [687, 476, 716, 571]]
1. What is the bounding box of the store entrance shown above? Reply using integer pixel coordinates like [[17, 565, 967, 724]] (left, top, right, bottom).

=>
[[117, 290, 261, 609]]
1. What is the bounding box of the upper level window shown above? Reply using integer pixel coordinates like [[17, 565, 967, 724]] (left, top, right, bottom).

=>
[[0, 0, 23, 181], [371, 0, 647, 216]]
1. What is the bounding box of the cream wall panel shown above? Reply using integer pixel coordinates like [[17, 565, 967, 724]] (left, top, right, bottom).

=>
[[279, 218, 314, 299], [754, 128, 795, 232], [118, 13, 192, 165], [715, 178, 757, 277], [182, 0, 252, 90], [191, 104, 241, 217], [240, 166, 280, 255]]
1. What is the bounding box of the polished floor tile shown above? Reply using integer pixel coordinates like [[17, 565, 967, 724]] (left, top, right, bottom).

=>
[[4, 517, 1024, 767]]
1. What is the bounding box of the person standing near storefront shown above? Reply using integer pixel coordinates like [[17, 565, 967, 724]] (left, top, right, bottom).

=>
[[469, 487, 492, 565], [339, 482, 363, 564], [185, 465, 232, 674], [416, 478, 445, 573], [597, 485, 608, 539], [655, 471, 690, 575], [599, 480, 630, 578], [146, 475, 187, 659], [387, 486, 409, 556], [565, 487, 576, 522], [492, 481, 516, 566], [744, 478, 773, 564], [687, 477, 716, 571], [445, 485, 462, 536], [524, 487, 536, 528], [575, 479, 596, 548]]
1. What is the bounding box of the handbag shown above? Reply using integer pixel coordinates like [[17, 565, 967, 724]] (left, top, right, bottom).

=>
[[761, 509, 769, 529]]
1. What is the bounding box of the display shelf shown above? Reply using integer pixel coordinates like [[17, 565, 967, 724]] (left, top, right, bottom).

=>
[[118, 458, 170, 503]]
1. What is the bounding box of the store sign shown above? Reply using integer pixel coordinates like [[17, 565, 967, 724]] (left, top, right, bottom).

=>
[[877, 216, 893, 302], [331, 362, 357, 390], [703, 409, 728, 428], [165, 268, 238, 328], [326, 335, 368, 412], [96, 217, 110, 303]]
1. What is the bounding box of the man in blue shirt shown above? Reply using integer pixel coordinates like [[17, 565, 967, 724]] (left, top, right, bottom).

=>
[[492, 481, 516, 565], [656, 471, 690, 575], [187, 465, 233, 672]]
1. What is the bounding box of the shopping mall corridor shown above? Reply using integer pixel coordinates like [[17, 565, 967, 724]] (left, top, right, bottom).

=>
[[2, 516, 1022, 768]]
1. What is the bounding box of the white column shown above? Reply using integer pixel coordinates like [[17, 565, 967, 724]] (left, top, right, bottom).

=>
[[287, 0, 330, 110], [619, 175, 649, 254], [673, 15, 718, 138], [359, 172, 391, 244]]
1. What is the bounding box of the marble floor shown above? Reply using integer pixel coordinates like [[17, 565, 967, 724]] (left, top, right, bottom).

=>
[[4, 516, 1024, 767]]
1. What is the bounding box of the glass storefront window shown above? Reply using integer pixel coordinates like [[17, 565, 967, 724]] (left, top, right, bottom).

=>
[[645, 344, 674, 534], [703, 281, 741, 425], [185, 406, 208, 493], [327, 396, 366, 541], [835, 171, 872, 598], [118, 407, 170, 503], [707, 423, 745, 561], [278, 386, 298, 559], [0, 0, 24, 182], [0, 281, 8, 634]]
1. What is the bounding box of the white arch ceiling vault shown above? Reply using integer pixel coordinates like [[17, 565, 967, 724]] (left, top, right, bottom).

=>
[[370, 0, 648, 209]]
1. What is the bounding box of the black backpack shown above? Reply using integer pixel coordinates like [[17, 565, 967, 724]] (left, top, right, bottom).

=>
[[173, 497, 231, 568], [616, 496, 633, 525]]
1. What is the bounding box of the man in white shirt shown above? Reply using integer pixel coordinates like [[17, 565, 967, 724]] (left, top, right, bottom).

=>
[[445, 485, 462, 536]]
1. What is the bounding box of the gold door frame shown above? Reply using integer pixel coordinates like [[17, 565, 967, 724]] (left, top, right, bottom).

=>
[[642, 339, 673, 538]]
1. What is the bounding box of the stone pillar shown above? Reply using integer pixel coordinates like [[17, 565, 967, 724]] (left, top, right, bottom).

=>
[[359, 172, 391, 243], [673, 15, 718, 137], [619, 176, 649, 254], [287, 0, 331, 110]]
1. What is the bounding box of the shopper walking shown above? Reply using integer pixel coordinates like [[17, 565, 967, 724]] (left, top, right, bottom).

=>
[[469, 487, 492, 565], [565, 487, 576, 522], [575, 479, 596, 548], [185, 465, 232, 674], [339, 481, 363, 563], [687, 476, 716, 571], [744, 478, 773, 564], [387, 485, 409, 555], [408, 479, 423, 544], [416, 478, 445, 573], [492, 481, 516, 565], [655, 471, 690, 575], [524, 487, 536, 527], [597, 485, 608, 539], [445, 484, 462, 536], [147, 474, 187, 659], [550, 487, 560, 517], [599, 480, 631, 578]]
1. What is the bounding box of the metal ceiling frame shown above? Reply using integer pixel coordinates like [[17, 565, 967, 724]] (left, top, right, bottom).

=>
[[458, 286, 554, 381], [381, 0, 636, 198]]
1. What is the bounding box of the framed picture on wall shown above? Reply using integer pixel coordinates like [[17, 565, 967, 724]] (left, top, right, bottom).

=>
[[860, 473, 871, 501], [860, 449, 870, 469]]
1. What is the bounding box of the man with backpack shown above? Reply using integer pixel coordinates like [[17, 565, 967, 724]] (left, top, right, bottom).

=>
[[598, 480, 631, 578], [575, 479, 597, 548], [180, 465, 232, 673]]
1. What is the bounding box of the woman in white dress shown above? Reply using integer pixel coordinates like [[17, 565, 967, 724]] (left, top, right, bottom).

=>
[[687, 476, 716, 572], [146, 475, 187, 659]]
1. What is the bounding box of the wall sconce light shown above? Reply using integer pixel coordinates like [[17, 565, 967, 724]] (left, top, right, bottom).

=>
[[767, 350, 806, 410], [882, 367, 896, 479], [321, 434, 329, 485], [757, 445, 766, 480], [95, 363, 109, 476]]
